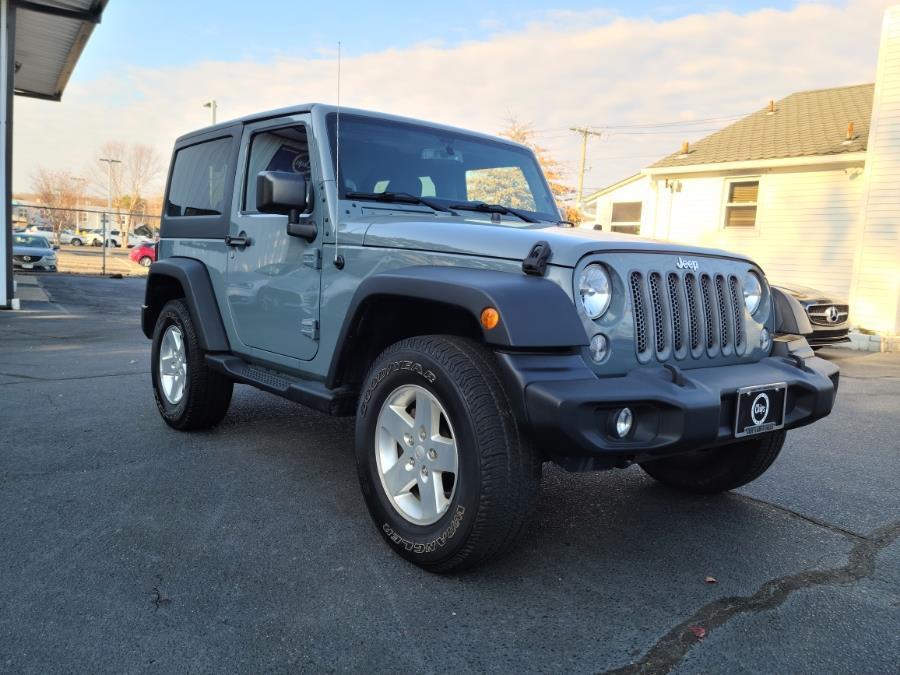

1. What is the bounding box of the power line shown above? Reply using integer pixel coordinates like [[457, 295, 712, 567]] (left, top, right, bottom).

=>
[[598, 114, 744, 129], [533, 112, 745, 135]]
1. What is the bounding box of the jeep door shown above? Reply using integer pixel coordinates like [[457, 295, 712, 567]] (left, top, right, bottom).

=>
[[225, 116, 321, 361]]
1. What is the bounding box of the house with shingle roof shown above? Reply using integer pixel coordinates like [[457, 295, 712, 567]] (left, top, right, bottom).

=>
[[582, 7, 900, 337]]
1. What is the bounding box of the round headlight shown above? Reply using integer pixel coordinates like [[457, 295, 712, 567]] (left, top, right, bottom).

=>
[[743, 271, 762, 315], [578, 264, 612, 319]]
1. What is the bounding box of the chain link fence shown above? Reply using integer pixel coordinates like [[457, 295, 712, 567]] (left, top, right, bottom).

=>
[[13, 203, 160, 276]]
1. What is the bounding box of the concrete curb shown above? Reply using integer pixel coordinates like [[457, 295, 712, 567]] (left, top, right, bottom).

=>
[[842, 331, 900, 353], [12, 275, 50, 303]]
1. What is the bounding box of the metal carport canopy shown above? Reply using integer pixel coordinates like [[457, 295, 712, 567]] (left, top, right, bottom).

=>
[[14, 0, 107, 100], [1, 0, 108, 309]]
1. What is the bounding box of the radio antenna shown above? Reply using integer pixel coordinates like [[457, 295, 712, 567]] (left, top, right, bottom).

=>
[[333, 41, 345, 269]]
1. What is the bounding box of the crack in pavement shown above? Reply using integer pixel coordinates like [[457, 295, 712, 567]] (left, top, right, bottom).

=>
[[0, 370, 149, 386], [732, 492, 868, 542], [603, 520, 900, 675]]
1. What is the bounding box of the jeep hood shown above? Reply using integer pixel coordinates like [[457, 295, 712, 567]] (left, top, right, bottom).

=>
[[361, 214, 754, 268]]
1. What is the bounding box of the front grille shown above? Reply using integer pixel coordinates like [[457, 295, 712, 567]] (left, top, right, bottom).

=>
[[700, 275, 716, 350], [729, 277, 745, 349], [648, 273, 666, 354], [684, 273, 701, 351], [14, 255, 42, 262], [807, 304, 849, 326], [667, 273, 683, 353], [631, 269, 747, 362], [630, 272, 648, 355]]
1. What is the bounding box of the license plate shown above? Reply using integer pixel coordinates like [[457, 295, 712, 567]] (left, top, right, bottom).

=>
[[734, 382, 787, 438], [22, 263, 33, 269]]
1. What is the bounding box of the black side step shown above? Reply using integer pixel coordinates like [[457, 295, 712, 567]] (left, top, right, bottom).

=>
[[206, 354, 357, 416]]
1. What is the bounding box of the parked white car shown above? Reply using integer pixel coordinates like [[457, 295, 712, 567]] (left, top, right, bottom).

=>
[[58, 229, 86, 246], [83, 228, 152, 248], [24, 225, 56, 241]]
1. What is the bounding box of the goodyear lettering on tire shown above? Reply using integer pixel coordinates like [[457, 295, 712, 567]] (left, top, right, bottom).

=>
[[361, 360, 436, 415]]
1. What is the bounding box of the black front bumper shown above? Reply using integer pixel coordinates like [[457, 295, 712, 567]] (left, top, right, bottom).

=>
[[497, 337, 839, 471]]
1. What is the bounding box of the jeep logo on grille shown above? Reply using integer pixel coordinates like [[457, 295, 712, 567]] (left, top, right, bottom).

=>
[[676, 257, 699, 271]]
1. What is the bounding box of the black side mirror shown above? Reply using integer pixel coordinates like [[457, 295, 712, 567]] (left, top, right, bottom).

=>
[[256, 171, 317, 242]]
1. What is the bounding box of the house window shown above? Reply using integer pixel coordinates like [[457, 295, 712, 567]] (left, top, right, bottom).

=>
[[610, 201, 642, 234], [724, 179, 759, 228]]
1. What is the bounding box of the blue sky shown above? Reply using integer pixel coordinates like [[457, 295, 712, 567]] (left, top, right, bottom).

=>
[[76, 1, 807, 79], [16, 1, 885, 193]]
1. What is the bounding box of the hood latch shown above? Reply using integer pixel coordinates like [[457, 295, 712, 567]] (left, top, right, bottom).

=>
[[522, 240, 552, 276]]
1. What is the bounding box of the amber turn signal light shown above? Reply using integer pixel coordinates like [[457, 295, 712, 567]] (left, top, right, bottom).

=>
[[480, 307, 500, 330]]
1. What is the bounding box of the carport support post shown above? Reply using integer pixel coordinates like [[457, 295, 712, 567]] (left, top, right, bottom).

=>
[[0, 0, 13, 309]]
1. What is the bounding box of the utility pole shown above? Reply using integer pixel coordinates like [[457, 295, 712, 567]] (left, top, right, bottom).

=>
[[203, 99, 218, 125], [98, 158, 121, 276], [570, 127, 603, 208]]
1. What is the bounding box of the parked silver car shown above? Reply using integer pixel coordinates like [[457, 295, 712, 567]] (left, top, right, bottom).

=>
[[12, 234, 58, 272]]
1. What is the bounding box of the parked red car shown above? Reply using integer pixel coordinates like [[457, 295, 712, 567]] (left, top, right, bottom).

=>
[[129, 242, 157, 267]]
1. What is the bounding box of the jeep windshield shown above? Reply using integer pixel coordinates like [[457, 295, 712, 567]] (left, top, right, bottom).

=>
[[327, 113, 560, 224]]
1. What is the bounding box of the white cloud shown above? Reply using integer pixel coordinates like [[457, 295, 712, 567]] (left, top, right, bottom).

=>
[[13, 0, 891, 196]]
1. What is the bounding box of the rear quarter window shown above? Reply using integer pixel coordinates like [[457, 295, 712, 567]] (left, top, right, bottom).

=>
[[166, 137, 233, 217], [161, 132, 237, 239]]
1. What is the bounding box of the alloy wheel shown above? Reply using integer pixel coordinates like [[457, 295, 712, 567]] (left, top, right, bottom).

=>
[[375, 384, 459, 525], [158, 325, 187, 405]]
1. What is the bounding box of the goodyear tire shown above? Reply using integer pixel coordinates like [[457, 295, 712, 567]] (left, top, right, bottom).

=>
[[639, 430, 786, 494], [151, 299, 233, 430], [355, 335, 540, 573]]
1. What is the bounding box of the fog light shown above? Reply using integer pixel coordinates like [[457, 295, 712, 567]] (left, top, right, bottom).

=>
[[614, 407, 633, 438], [589, 334, 609, 363], [760, 327, 771, 352]]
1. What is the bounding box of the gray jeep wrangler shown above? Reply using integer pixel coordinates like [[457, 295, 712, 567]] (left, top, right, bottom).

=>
[[142, 104, 839, 572]]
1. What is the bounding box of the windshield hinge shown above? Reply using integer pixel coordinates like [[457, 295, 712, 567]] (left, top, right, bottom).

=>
[[522, 240, 552, 276], [301, 318, 320, 341]]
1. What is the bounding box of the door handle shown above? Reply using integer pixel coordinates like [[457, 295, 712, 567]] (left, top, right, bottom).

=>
[[225, 233, 252, 248]]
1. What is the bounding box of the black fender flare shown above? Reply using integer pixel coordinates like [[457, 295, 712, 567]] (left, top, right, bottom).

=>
[[772, 286, 813, 336], [141, 258, 230, 352], [326, 265, 588, 388]]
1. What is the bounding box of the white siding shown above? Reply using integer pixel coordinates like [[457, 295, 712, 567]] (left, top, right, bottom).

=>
[[649, 168, 864, 298], [583, 177, 653, 232], [852, 6, 900, 334]]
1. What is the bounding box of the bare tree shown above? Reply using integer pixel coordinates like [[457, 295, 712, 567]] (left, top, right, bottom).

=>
[[498, 117, 582, 224], [30, 169, 87, 241], [89, 141, 163, 247]]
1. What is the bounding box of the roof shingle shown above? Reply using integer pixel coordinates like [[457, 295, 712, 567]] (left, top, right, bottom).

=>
[[650, 83, 874, 168]]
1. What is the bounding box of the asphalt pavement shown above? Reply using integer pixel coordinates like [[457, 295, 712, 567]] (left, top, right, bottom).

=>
[[1, 274, 897, 674]]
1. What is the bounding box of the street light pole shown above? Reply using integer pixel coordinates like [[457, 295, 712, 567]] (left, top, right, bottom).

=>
[[98, 158, 121, 276], [203, 99, 217, 125]]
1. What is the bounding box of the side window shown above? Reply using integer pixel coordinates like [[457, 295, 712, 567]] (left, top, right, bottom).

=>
[[244, 126, 311, 212], [166, 137, 232, 217]]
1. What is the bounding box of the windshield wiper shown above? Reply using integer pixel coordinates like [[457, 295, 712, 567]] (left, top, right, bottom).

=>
[[447, 201, 538, 223], [345, 191, 455, 214]]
